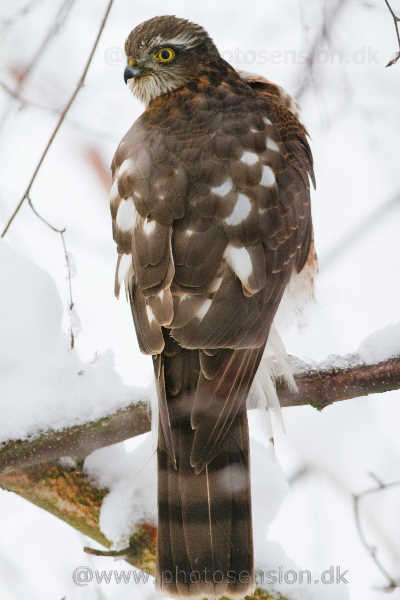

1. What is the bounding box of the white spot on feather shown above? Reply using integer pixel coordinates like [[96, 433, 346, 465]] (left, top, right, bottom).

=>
[[209, 276, 223, 293], [117, 254, 132, 286], [217, 464, 248, 494], [185, 229, 194, 237], [260, 165, 276, 187], [118, 158, 136, 177], [224, 245, 253, 282], [196, 299, 212, 320], [212, 178, 233, 197], [267, 138, 279, 152], [241, 151, 259, 166], [143, 218, 156, 236], [263, 117, 273, 126], [110, 178, 119, 201], [116, 198, 136, 231], [224, 194, 252, 226], [146, 305, 155, 324]]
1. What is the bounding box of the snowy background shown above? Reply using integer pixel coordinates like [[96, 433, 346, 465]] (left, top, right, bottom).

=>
[[1, 0, 400, 599]]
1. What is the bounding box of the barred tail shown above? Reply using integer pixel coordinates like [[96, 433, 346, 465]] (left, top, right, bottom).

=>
[[155, 347, 254, 598]]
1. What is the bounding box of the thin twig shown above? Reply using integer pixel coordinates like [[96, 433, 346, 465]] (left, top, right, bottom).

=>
[[84, 546, 130, 558], [0, 0, 40, 33], [353, 473, 400, 591], [1, 0, 114, 238], [0, 81, 54, 111], [296, 0, 347, 100], [27, 195, 65, 235], [0, 81, 117, 140], [0, 0, 77, 132], [27, 194, 76, 346], [27, 196, 76, 349], [384, 0, 400, 66]]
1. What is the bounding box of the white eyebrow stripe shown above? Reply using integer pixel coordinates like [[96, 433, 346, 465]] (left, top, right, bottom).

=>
[[153, 34, 200, 49]]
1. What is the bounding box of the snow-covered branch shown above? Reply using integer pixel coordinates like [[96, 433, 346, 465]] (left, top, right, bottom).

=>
[[1, 353, 400, 474], [0, 461, 284, 600]]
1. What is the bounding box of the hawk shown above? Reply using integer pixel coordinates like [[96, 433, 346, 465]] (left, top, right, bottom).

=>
[[110, 15, 315, 599]]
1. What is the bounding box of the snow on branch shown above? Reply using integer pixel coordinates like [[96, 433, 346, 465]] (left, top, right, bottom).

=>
[[0, 460, 285, 600], [1, 352, 400, 474]]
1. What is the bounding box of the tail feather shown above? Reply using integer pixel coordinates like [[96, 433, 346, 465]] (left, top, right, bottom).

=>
[[155, 342, 254, 598]]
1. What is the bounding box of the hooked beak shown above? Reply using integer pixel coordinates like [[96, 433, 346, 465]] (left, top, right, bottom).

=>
[[124, 65, 144, 83]]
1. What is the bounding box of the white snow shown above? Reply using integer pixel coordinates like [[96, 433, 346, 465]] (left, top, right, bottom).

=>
[[0, 240, 146, 443], [85, 435, 157, 548], [1, 1, 400, 599], [358, 322, 400, 365]]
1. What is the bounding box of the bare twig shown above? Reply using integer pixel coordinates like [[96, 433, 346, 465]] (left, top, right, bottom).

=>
[[296, 0, 347, 100], [0, 81, 54, 111], [0, 0, 77, 131], [27, 196, 76, 349], [84, 546, 130, 558], [353, 473, 400, 591], [2, 354, 400, 474], [0, 0, 40, 33], [384, 0, 400, 66], [0, 82, 117, 140], [1, 0, 114, 238]]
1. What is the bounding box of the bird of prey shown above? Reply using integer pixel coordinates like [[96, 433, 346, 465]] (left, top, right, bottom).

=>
[[110, 15, 315, 599]]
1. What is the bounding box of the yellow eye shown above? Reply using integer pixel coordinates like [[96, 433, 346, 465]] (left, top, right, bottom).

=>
[[153, 47, 175, 63], [128, 57, 136, 67]]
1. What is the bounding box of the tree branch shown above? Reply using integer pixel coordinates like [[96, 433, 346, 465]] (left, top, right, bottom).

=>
[[1, 0, 114, 238], [0, 462, 285, 600], [384, 0, 400, 66], [1, 354, 400, 474], [277, 355, 400, 409], [353, 473, 400, 590], [0, 400, 150, 473], [295, 0, 347, 100], [2, 354, 399, 600], [0, 461, 156, 575]]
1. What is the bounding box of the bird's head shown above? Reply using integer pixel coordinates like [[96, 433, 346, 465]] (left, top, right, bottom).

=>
[[123, 15, 220, 104]]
